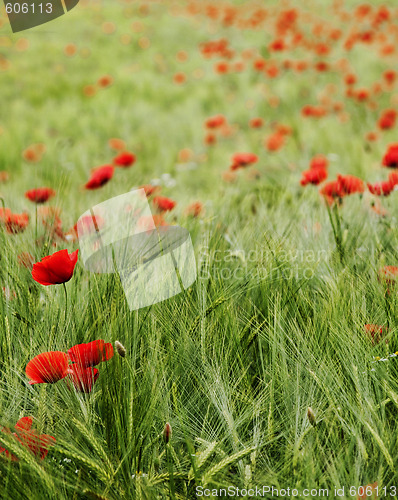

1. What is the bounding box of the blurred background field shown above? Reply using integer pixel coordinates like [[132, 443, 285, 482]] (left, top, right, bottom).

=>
[[1, 0, 398, 498]]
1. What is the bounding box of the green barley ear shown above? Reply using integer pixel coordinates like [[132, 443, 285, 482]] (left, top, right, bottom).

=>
[[115, 341, 126, 358], [163, 422, 172, 444], [307, 407, 317, 427]]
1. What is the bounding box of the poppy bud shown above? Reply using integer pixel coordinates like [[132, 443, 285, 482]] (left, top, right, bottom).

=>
[[115, 341, 126, 358], [307, 407, 317, 427], [163, 422, 172, 443]]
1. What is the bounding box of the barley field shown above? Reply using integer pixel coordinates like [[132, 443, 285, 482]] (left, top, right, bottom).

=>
[[0, 0, 398, 498]]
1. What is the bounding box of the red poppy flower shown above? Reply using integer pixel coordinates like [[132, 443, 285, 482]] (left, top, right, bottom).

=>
[[368, 172, 398, 197], [378, 265, 398, 283], [205, 133, 217, 145], [320, 180, 342, 200], [85, 165, 114, 189], [205, 114, 226, 129], [137, 214, 167, 231], [310, 155, 328, 170], [26, 351, 71, 385], [97, 75, 113, 88], [367, 180, 394, 196], [0, 437, 18, 461], [38, 207, 64, 240], [68, 339, 114, 368], [356, 88, 369, 101], [300, 167, 328, 186], [319, 175, 363, 203], [0, 417, 55, 461], [382, 144, 398, 168], [17, 252, 35, 269], [76, 215, 104, 235], [15, 417, 56, 460], [153, 196, 177, 212], [269, 38, 285, 51], [365, 131, 378, 142], [108, 138, 126, 151], [32, 249, 78, 286], [22, 143, 45, 163], [337, 174, 364, 195], [230, 152, 258, 170], [0, 208, 11, 221], [113, 152, 136, 168], [384, 70, 396, 85], [25, 188, 55, 204], [68, 364, 99, 392], [364, 324, 387, 344], [357, 482, 378, 500], [265, 133, 285, 151], [139, 184, 161, 197], [0, 171, 9, 182], [185, 201, 203, 217], [344, 73, 357, 86], [249, 118, 263, 128], [378, 109, 397, 130], [3, 212, 29, 234]]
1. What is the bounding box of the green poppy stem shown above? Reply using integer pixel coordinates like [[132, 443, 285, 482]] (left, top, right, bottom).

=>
[[35, 204, 38, 247], [63, 282, 68, 324], [0, 197, 5, 212]]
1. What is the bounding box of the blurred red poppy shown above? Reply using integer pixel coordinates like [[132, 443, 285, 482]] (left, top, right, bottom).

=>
[[310, 155, 328, 170], [25, 188, 55, 204], [68, 339, 114, 367], [368, 180, 394, 196], [153, 196, 177, 212], [357, 481, 378, 500], [0, 417, 55, 461], [26, 351, 71, 385], [113, 152, 136, 168], [367, 172, 398, 197], [230, 152, 258, 170], [337, 174, 364, 195], [32, 249, 78, 286], [205, 114, 226, 129], [0, 208, 11, 221], [15, 417, 55, 460], [85, 165, 114, 189], [76, 215, 104, 236], [364, 324, 387, 344], [3, 212, 29, 234], [185, 201, 203, 217], [378, 109, 396, 130], [300, 167, 327, 186], [17, 252, 35, 269], [0, 171, 9, 183], [108, 138, 126, 151], [320, 175, 364, 203], [68, 364, 99, 393], [265, 133, 285, 151], [97, 75, 113, 88], [378, 265, 398, 285], [137, 214, 167, 231], [139, 184, 161, 197], [249, 118, 263, 128], [382, 144, 398, 168]]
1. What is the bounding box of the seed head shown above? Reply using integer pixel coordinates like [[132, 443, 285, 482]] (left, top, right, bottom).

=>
[[307, 407, 317, 427], [115, 341, 126, 358], [163, 422, 172, 444]]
